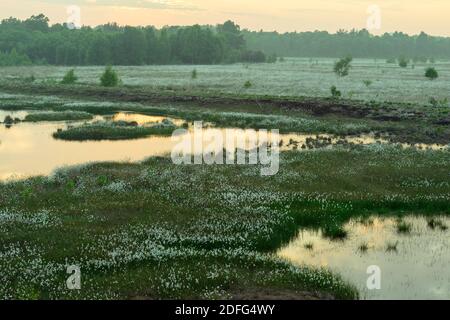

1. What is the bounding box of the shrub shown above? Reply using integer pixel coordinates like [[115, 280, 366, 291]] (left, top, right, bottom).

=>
[[266, 53, 277, 63], [4, 115, 14, 124], [191, 69, 197, 79], [386, 58, 396, 64], [244, 80, 252, 89], [24, 111, 93, 122], [61, 69, 78, 85], [363, 80, 372, 87], [398, 56, 409, 68], [396, 220, 412, 234], [323, 225, 347, 240], [425, 67, 438, 80], [23, 75, 36, 83], [100, 66, 119, 87], [330, 85, 341, 98], [0, 49, 32, 66], [333, 55, 352, 77], [429, 97, 448, 108]]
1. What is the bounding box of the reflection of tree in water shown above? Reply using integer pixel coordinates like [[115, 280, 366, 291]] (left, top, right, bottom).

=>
[[2, 115, 20, 128]]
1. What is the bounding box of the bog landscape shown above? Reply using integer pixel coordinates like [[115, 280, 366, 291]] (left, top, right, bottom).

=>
[[0, 14, 448, 300]]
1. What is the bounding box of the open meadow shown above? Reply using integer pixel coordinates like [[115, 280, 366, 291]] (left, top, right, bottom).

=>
[[1, 58, 450, 104], [0, 58, 449, 300]]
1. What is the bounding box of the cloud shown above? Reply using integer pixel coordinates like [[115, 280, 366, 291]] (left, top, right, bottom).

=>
[[40, 0, 199, 10]]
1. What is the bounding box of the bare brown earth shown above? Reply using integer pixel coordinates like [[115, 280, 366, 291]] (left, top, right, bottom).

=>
[[1, 82, 449, 144], [0, 82, 438, 122]]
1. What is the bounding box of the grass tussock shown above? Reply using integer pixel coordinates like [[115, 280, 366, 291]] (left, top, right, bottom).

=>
[[357, 242, 369, 253], [52, 120, 178, 141], [427, 218, 448, 231], [396, 220, 412, 234], [323, 225, 348, 241], [24, 111, 93, 122], [386, 241, 399, 252]]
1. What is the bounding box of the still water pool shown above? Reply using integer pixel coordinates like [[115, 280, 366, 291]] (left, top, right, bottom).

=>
[[278, 216, 449, 300]]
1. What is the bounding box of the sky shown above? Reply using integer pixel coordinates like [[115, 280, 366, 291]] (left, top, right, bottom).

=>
[[1, 0, 450, 36]]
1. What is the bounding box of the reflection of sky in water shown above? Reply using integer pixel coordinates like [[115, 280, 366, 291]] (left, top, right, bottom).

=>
[[0, 111, 448, 179], [0, 110, 30, 121], [107, 112, 186, 126], [278, 216, 450, 300]]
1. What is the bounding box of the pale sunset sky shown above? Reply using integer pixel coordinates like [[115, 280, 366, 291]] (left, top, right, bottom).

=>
[[1, 0, 449, 35]]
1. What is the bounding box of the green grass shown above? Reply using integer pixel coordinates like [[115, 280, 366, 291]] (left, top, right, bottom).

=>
[[24, 111, 93, 122], [427, 217, 448, 230], [0, 146, 448, 299], [357, 243, 369, 253], [386, 241, 399, 252], [1, 89, 449, 144], [0, 66, 449, 299], [323, 225, 348, 240], [52, 121, 178, 141], [396, 220, 413, 234], [0, 58, 449, 104]]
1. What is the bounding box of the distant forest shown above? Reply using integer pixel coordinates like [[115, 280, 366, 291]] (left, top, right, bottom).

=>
[[0, 14, 268, 66], [1, 14, 450, 66], [244, 29, 450, 59]]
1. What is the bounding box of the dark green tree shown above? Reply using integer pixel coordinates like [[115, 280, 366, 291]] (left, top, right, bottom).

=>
[[334, 56, 352, 77], [100, 66, 119, 87], [425, 67, 438, 80], [61, 69, 78, 84]]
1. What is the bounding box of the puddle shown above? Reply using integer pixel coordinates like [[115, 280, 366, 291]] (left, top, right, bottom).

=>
[[0, 110, 447, 179], [105, 112, 186, 126], [0, 110, 30, 121], [277, 216, 450, 300]]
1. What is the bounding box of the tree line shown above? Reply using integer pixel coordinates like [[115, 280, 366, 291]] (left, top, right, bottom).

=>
[[243, 29, 450, 59], [2, 14, 450, 66], [0, 14, 268, 66]]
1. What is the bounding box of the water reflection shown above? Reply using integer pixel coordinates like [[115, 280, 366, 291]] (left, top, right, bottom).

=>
[[277, 216, 450, 300], [0, 111, 447, 179], [106, 112, 185, 126]]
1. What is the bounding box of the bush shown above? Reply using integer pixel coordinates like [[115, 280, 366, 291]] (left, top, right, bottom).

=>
[[0, 49, 32, 66], [61, 69, 78, 85], [24, 111, 93, 122], [363, 80, 372, 87], [386, 58, 396, 64], [333, 55, 352, 77], [266, 53, 277, 63], [24, 75, 36, 83], [330, 85, 341, 98], [244, 80, 252, 89], [4, 115, 14, 124], [191, 69, 197, 79], [53, 121, 178, 141], [425, 67, 438, 80], [398, 56, 409, 68], [429, 97, 448, 108], [100, 66, 119, 87]]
